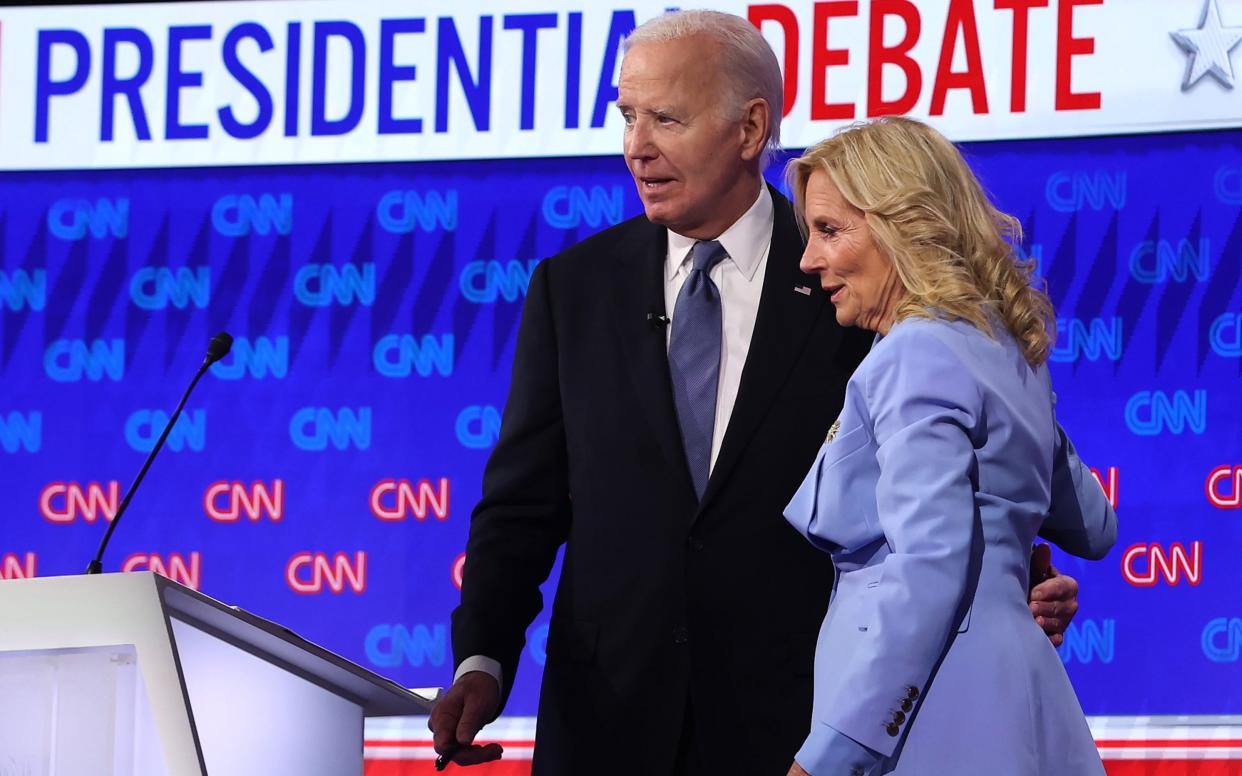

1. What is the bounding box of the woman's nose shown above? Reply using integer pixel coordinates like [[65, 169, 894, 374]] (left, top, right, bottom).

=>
[[800, 244, 823, 275]]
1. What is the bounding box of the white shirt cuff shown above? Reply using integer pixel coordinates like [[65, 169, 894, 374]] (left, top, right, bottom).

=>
[[454, 655, 503, 689]]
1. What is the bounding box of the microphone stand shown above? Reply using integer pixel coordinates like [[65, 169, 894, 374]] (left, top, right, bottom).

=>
[[86, 333, 232, 575]]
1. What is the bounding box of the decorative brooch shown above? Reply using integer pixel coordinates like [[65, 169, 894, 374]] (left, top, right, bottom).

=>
[[825, 417, 841, 443]]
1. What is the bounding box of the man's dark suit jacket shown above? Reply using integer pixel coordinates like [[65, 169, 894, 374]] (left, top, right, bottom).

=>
[[452, 188, 873, 775]]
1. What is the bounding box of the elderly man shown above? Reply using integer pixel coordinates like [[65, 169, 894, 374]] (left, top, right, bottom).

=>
[[430, 10, 1083, 775]]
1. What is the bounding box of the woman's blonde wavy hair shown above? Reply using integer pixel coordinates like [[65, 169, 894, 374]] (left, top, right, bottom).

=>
[[787, 116, 1055, 365]]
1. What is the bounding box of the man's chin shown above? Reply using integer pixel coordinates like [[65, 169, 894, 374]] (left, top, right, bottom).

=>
[[641, 202, 680, 229]]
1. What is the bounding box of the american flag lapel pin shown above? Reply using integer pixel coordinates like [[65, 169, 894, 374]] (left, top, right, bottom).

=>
[[794, 285, 812, 296]]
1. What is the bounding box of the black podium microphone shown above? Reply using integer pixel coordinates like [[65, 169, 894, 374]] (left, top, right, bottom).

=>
[[85, 332, 233, 575]]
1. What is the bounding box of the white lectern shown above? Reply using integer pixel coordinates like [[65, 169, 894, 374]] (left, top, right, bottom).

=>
[[0, 572, 434, 776]]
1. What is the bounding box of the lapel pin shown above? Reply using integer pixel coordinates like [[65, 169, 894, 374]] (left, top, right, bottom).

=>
[[794, 285, 812, 296], [826, 417, 841, 443]]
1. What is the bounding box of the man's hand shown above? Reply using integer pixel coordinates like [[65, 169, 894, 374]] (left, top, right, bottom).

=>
[[428, 671, 504, 767], [786, 761, 812, 776], [1029, 543, 1079, 647]]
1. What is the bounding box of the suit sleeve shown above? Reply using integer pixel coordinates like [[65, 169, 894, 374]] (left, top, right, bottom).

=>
[[451, 258, 572, 712], [806, 325, 981, 762], [1037, 421, 1117, 560]]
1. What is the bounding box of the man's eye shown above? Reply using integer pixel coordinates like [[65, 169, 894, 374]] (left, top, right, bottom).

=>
[[656, 115, 676, 125]]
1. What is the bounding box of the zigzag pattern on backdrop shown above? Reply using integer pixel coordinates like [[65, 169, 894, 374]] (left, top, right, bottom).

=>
[[1, 129, 1240, 716]]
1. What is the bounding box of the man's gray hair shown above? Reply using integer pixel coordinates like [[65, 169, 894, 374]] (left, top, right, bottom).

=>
[[623, 10, 784, 166]]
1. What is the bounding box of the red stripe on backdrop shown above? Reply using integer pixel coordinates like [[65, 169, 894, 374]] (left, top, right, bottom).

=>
[[364, 762, 1242, 776], [365, 763, 531, 776], [1097, 741, 1242, 749], [1103, 763, 1242, 776], [367, 740, 538, 748]]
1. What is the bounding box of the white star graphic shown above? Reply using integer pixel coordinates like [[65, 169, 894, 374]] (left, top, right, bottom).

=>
[[1171, 0, 1242, 90]]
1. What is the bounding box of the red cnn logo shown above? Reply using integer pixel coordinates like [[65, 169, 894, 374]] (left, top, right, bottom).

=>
[[1, 552, 37, 579], [1089, 466, 1118, 508], [1206, 466, 1241, 509], [370, 478, 450, 521], [452, 553, 466, 590], [1121, 542, 1202, 587], [122, 552, 202, 590], [39, 481, 120, 523], [286, 551, 367, 594], [204, 480, 284, 522]]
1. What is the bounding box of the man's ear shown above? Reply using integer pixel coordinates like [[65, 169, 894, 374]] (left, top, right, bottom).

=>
[[738, 98, 771, 163]]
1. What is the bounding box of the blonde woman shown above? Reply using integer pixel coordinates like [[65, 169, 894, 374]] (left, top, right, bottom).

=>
[[783, 117, 1116, 775]]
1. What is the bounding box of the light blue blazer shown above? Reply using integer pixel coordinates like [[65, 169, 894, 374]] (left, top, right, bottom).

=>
[[785, 317, 1117, 775]]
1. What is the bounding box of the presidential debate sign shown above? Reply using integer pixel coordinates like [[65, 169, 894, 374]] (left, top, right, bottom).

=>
[[2, 0, 1242, 169], [1, 0, 1240, 744]]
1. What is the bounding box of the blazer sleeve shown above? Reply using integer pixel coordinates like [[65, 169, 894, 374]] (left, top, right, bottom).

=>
[[450, 258, 572, 712], [809, 324, 982, 761], [1037, 420, 1118, 560]]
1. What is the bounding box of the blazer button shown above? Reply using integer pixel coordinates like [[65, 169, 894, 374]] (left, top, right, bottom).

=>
[[901, 698, 913, 712], [673, 626, 689, 644], [892, 711, 905, 725], [885, 723, 899, 737], [905, 686, 919, 699]]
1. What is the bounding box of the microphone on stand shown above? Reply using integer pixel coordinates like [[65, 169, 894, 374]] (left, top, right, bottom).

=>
[[85, 332, 233, 575]]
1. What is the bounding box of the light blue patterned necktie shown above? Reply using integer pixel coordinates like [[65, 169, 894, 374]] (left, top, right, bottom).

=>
[[668, 239, 728, 500]]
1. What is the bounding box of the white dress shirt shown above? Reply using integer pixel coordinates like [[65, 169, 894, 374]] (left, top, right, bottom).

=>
[[663, 185, 772, 472], [455, 186, 775, 689]]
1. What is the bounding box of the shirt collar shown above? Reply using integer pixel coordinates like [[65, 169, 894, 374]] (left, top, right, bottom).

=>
[[665, 185, 773, 282]]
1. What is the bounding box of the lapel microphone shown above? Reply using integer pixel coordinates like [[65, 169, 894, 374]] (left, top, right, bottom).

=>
[[647, 312, 670, 328]]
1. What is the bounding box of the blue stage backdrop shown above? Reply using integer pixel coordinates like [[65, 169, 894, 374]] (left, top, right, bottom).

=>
[[1, 128, 1240, 718]]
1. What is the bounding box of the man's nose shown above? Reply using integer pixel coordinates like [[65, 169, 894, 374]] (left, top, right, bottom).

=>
[[625, 120, 657, 160]]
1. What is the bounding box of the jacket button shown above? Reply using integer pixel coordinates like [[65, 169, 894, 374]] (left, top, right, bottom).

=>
[[901, 698, 913, 712], [688, 536, 704, 551], [673, 626, 689, 644], [906, 686, 919, 699], [892, 711, 905, 725], [886, 723, 899, 737]]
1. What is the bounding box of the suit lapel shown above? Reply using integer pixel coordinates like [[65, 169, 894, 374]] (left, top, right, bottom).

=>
[[610, 220, 697, 499], [697, 190, 828, 516]]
